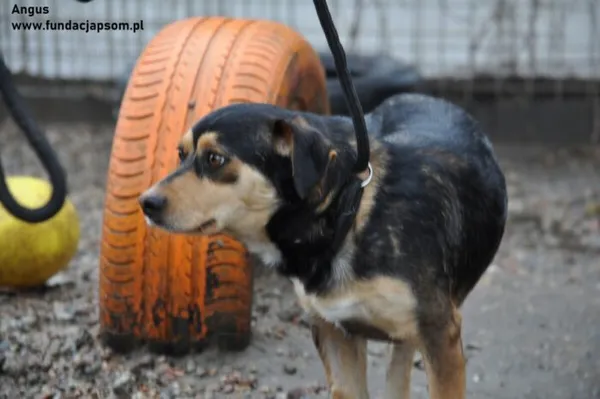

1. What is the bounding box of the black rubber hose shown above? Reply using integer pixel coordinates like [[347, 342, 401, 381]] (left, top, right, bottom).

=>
[[0, 53, 67, 223]]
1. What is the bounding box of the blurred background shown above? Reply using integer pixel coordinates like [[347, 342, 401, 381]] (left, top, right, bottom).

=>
[[1, 0, 599, 142], [0, 1, 599, 398]]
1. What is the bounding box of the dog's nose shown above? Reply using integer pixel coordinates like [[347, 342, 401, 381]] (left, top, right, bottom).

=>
[[139, 194, 167, 218]]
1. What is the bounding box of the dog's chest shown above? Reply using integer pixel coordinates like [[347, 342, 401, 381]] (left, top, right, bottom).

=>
[[291, 278, 366, 322], [290, 276, 419, 340]]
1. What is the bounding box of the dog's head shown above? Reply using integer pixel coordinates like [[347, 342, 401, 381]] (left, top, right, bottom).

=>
[[138, 103, 351, 245]]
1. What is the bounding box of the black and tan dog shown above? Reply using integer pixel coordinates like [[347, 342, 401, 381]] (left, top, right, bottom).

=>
[[139, 93, 508, 399]]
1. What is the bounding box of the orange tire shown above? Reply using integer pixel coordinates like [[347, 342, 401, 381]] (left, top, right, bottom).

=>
[[99, 16, 329, 355]]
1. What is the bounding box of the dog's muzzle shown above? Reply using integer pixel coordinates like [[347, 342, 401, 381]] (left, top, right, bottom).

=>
[[139, 193, 167, 223]]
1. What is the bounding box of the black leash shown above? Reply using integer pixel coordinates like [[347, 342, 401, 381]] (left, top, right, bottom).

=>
[[0, 53, 68, 223], [312, 0, 373, 261], [312, 0, 371, 177]]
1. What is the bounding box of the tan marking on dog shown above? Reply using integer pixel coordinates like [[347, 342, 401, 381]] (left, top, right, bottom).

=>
[[214, 157, 242, 184], [419, 147, 467, 170], [311, 317, 369, 399], [354, 140, 389, 234], [293, 276, 418, 342], [294, 115, 312, 128], [178, 129, 194, 155], [196, 131, 219, 153], [330, 238, 356, 284], [388, 225, 402, 258], [312, 149, 339, 211], [328, 149, 338, 162], [272, 116, 317, 157], [315, 190, 336, 214], [420, 308, 466, 399], [272, 118, 297, 156], [144, 159, 281, 265], [318, 140, 390, 284], [273, 139, 291, 156], [384, 342, 416, 399]]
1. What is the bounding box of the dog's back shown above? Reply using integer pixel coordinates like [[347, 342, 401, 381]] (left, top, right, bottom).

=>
[[356, 93, 508, 306]]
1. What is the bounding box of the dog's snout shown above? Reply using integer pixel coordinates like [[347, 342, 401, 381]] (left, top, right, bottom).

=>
[[139, 194, 167, 218]]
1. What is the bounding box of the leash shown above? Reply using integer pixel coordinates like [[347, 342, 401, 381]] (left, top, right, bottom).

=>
[[312, 0, 372, 183], [312, 0, 373, 262], [0, 53, 68, 223]]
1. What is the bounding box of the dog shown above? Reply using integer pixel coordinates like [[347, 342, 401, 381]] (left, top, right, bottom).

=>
[[139, 93, 508, 399]]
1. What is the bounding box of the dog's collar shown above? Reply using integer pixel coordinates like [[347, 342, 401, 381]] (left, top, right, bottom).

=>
[[328, 176, 365, 256], [359, 162, 374, 188]]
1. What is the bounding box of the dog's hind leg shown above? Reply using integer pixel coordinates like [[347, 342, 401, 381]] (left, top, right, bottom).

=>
[[383, 341, 415, 399], [420, 308, 466, 399], [311, 317, 370, 399]]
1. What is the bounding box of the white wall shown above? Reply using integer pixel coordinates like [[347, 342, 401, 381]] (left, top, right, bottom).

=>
[[1, 0, 598, 80]]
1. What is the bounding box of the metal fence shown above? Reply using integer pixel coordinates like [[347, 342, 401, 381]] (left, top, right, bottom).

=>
[[1, 0, 599, 141]]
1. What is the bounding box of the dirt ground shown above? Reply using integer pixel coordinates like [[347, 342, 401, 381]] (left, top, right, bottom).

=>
[[0, 118, 599, 399]]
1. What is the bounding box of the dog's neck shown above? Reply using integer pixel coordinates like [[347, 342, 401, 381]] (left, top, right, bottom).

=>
[[265, 176, 364, 294], [264, 115, 368, 294]]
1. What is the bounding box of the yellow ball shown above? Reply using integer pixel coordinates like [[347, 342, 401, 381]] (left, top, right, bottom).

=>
[[0, 176, 80, 288]]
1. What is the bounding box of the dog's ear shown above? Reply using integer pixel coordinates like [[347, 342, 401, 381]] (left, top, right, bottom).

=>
[[272, 116, 335, 201]]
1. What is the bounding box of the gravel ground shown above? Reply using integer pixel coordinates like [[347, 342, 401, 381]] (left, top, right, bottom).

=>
[[0, 118, 599, 399]]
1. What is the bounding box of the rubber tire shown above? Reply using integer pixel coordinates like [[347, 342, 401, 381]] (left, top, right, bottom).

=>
[[114, 52, 421, 121], [100, 16, 329, 355], [318, 51, 421, 115]]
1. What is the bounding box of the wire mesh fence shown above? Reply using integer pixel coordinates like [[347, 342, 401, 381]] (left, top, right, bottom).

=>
[[1, 0, 599, 140]]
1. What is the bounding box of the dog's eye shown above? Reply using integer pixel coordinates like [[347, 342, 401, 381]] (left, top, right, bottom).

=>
[[206, 151, 226, 168]]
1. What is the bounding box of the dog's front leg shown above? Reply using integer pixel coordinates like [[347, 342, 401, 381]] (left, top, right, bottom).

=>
[[311, 317, 369, 399], [420, 308, 466, 399]]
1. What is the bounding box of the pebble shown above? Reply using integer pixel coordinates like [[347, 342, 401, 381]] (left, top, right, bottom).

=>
[[277, 306, 302, 323], [256, 302, 271, 314], [286, 388, 311, 399], [196, 367, 208, 378], [130, 354, 155, 373], [259, 385, 273, 393], [74, 328, 94, 350], [185, 359, 196, 373], [222, 384, 234, 393], [112, 371, 134, 396], [45, 273, 75, 288], [283, 363, 297, 375], [53, 302, 75, 321], [205, 383, 220, 393]]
